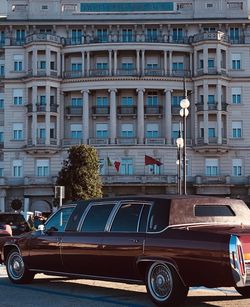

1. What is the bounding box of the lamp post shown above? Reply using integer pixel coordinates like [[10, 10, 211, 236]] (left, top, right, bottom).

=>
[[179, 79, 190, 195], [176, 126, 183, 195]]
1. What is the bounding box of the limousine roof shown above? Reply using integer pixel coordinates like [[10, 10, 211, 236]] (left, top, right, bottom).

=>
[[72, 195, 250, 227]]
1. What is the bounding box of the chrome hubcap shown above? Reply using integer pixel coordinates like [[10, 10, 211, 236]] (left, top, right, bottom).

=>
[[8, 252, 24, 280], [148, 263, 173, 301]]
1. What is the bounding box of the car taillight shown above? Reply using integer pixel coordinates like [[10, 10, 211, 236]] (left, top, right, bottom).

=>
[[237, 244, 246, 276], [230, 235, 246, 277]]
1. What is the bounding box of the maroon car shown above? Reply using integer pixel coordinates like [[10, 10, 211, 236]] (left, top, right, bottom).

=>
[[1, 195, 250, 306]]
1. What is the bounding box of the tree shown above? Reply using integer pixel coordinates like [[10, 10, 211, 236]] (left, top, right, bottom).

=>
[[56, 144, 103, 201]]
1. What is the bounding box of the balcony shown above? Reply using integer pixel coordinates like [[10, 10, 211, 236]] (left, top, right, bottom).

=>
[[197, 137, 228, 145], [64, 70, 83, 78], [89, 69, 109, 77], [24, 176, 57, 185], [171, 70, 191, 77], [36, 105, 46, 112], [92, 106, 110, 116], [116, 138, 138, 145], [192, 31, 229, 43], [61, 138, 84, 147], [116, 69, 137, 76], [27, 69, 58, 78], [117, 106, 137, 116], [26, 104, 33, 112], [88, 138, 109, 145], [65, 106, 83, 116], [25, 33, 61, 44], [196, 102, 228, 112], [144, 105, 162, 115], [101, 174, 177, 184], [145, 138, 166, 145], [169, 36, 189, 44], [195, 175, 230, 185], [171, 106, 181, 115], [144, 69, 164, 77]]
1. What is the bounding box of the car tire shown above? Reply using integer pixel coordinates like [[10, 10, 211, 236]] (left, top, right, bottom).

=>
[[6, 250, 35, 284], [235, 286, 250, 297], [146, 262, 188, 306]]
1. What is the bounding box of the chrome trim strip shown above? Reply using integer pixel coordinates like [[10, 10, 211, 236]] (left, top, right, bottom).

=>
[[229, 235, 247, 287], [28, 269, 144, 285]]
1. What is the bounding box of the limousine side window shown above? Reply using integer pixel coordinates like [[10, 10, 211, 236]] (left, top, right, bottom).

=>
[[195, 204, 236, 217], [110, 203, 144, 232], [45, 206, 75, 232], [148, 200, 170, 232], [80, 203, 115, 232]]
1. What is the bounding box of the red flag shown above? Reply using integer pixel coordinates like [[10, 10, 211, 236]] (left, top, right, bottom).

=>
[[114, 161, 121, 172], [145, 155, 162, 166]]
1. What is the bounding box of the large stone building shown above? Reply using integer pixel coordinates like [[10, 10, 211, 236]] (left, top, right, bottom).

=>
[[0, 0, 250, 212]]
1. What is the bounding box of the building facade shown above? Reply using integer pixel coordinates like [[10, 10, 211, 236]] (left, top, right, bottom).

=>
[[1, 0, 250, 212]]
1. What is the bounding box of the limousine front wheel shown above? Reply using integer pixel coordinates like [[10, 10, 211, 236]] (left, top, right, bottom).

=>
[[146, 262, 188, 306], [6, 250, 34, 284]]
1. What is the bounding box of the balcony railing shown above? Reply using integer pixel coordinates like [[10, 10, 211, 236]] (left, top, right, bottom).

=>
[[171, 70, 191, 77], [195, 175, 230, 184], [61, 138, 84, 146], [192, 31, 229, 43], [144, 69, 164, 77], [36, 105, 46, 112], [144, 105, 162, 115], [25, 33, 61, 44], [145, 138, 166, 145], [171, 106, 181, 115], [89, 69, 109, 77], [116, 138, 138, 145], [196, 102, 228, 112], [64, 70, 83, 78], [196, 138, 228, 145], [92, 106, 110, 115], [24, 176, 57, 185], [116, 69, 137, 76], [117, 106, 137, 115], [65, 106, 83, 115], [101, 175, 177, 184], [88, 138, 109, 145]]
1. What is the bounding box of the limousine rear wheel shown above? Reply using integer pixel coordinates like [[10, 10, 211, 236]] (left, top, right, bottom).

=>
[[146, 262, 188, 306], [6, 250, 34, 284]]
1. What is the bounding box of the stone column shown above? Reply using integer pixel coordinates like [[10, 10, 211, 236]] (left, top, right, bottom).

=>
[[217, 81, 222, 144], [81, 51, 85, 77], [109, 89, 117, 144], [32, 47, 37, 76], [86, 51, 90, 76], [203, 46, 208, 74], [82, 89, 90, 144], [57, 51, 61, 77], [32, 85, 37, 145], [141, 50, 145, 76], [45, 85, 50, 145], [108, 50, 113, 76], [62, 53, 65, 77], [164, 89, 172, 144], [169, 51, 172, 75], [164, 50, 167, 75], [136, 88, 145, 144], [136, 50, 140, 75], [203, 81, 209, 144], [194, 49, 197, 76], [189, 52, 193, 76], [114, 50, 117, 75], [216, 45, 221, 74], [46, 47, 51, 76]]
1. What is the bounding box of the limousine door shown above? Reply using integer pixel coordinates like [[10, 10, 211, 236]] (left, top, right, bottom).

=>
[[61, 202, 116, 276], [27, 206, 75, 272], [100, 202, 150, 280]]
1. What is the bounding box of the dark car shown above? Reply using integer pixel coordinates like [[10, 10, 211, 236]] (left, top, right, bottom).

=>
[[0, 213, 31, 236], [1, 196, 250, 306]]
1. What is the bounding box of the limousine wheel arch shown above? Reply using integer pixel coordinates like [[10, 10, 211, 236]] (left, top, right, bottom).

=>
[[6, 248, 35, 284], [145, 262, 188, 306], [235, 286, 250, 297]]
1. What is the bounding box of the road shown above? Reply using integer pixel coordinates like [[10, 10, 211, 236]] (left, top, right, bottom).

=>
[[1, 265, 250, 307]]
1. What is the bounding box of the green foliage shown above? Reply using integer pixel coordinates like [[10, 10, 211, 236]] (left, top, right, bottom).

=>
[[56, 145, 103, 201]]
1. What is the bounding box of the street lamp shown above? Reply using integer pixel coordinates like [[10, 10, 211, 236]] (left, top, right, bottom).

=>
[[176, 127, 183, 195], [179, 80, 190, 195]]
